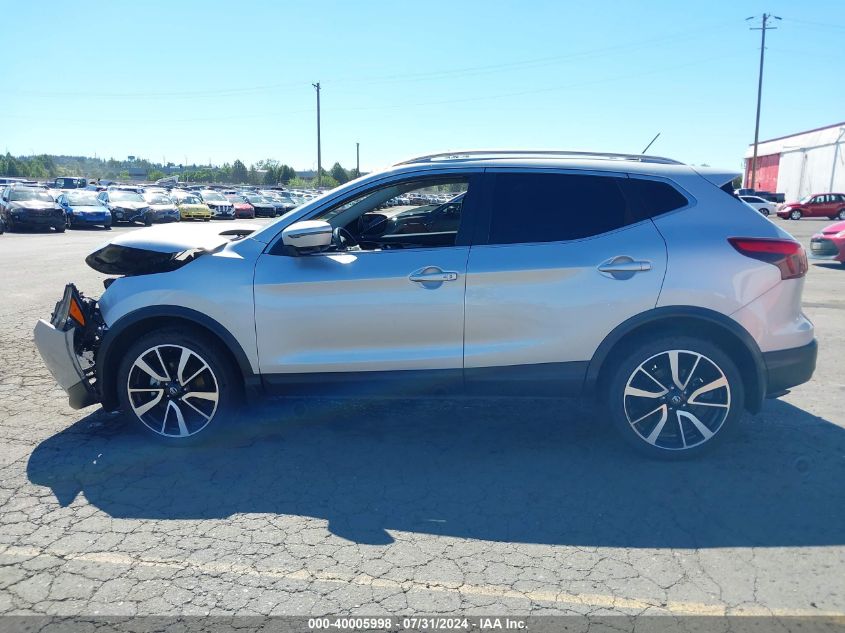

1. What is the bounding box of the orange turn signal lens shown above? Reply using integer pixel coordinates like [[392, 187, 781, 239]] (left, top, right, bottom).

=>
[[68, 298, 86, 327]]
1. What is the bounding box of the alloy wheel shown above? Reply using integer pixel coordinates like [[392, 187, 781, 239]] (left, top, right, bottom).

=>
[[623, 349, 731, 451], [790, 210, 802, 220], [126, 344, 220, 438]]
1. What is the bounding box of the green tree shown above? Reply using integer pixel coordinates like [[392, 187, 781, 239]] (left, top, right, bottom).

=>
[[147, 169, 165, 181], [280, 165, 296, 182], [262, 167, 277, 185], [330, 162, 349, 185], [232, 159, 248, 183]]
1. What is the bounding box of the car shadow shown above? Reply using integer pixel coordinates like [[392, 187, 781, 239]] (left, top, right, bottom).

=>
[[27, 397, 845, 547], [67, 226, 112, 231]]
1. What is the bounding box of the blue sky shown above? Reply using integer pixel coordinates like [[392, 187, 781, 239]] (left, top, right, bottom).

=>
[[3, 0, 844, 172]]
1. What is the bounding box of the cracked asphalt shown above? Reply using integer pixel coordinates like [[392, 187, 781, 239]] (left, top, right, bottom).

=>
[[0, 218, 843, 618]]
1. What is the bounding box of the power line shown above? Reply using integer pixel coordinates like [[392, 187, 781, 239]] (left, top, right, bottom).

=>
[[780, 17, 845, 30], [15, 20, 736, 100]]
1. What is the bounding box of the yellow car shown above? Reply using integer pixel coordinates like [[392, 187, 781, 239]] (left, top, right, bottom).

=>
[[175, 194, 212, 221]]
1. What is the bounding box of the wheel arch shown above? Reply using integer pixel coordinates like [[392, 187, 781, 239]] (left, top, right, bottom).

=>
[[583, 306, 766, 414], [97, 306, 259, 411]]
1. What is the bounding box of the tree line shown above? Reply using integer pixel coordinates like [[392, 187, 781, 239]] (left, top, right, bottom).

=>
[[0, 153, 360, 188]]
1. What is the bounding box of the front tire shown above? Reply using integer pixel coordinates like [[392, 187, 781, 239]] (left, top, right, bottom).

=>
[[117, 329, 242, 445], [790, 209, 802, 220], [606, 336, 744, 459]]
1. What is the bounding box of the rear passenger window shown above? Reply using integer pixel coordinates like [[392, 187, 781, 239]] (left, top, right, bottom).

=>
[[488, 173, 629, 244], [625, 178, 689, 219]]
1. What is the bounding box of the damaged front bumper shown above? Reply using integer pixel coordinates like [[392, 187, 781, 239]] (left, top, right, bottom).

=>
[[34, 284, 104, 410]]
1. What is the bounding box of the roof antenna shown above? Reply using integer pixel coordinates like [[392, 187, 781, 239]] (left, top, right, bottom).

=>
[[641, 132, 661, 154]]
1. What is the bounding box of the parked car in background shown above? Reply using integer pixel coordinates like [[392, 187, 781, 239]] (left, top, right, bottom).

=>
[[57, 190, 112, 229], [754, 191, 785, 204], [777, 193, 845, 220], [0, 186, 66, 232], [240, 194, 277, 217], [97, 190, 153, 226], [225, 194, 255, 219], [142, 192, 180, 223], [809, 220, 845, 265], [198, 190, 235, 219], [53, 177, 88, 190], [739, 195, 773, 216], [172, 193, 212, 221], [261, 190, 297, 212]]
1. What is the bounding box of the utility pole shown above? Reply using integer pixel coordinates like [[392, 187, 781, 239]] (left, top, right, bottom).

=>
[[356, 142, 360, 178], [312, 82, 321, 188], [747, 13, 780, 190]]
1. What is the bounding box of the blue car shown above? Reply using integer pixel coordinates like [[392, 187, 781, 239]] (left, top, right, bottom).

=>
[[57, 190, 112, 229]]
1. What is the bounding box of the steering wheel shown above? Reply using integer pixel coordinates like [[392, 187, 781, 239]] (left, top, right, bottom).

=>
[[333, 226, 359, 250]]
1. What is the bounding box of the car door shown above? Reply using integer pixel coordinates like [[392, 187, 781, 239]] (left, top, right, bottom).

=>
[[252, 172, 481, 394], [820, 194, 837, 217], [464, 170, 669, 396], [808, 195, 826, 217]]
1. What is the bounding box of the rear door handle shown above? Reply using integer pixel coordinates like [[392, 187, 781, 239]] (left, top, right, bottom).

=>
[[409, 268, 459, 283], [597, 256, 652, 278]]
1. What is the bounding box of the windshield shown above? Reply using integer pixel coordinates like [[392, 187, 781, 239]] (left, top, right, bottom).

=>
[[144, 193, 173, 205], [799, 195, 813, 203], [180, 195, 202, 204], [10, 189, 53, 202], [110, 191, 144, 202], [201, 191, 227, 202], [66, 192, 100, 205]]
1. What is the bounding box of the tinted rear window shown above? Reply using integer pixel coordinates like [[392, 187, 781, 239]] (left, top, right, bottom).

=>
[[489, 173, 629, 244], [625, 178, 689, 218]]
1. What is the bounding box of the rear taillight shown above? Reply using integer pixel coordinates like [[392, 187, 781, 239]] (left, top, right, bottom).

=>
[[728, 238, 808, 280]]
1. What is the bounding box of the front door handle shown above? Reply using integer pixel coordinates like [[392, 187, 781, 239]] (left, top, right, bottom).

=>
[[409, 267, 459, 283], [598, 256, 652, 279]]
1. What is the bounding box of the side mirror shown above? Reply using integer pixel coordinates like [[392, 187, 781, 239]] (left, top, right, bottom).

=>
[[281, 220, 333, 253]]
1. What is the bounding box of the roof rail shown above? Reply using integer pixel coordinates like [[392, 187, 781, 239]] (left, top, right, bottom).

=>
[[395, 149, 684, 166]]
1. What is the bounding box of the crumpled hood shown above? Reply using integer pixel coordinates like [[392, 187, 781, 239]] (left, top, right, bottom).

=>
[[85, 221, 261, 275]]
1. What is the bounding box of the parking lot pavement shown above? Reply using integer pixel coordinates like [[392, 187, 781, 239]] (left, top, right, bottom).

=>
[[0, 218, 843, 617]]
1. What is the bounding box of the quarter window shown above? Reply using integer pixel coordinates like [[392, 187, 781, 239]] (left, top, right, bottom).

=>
[[624, 178, 689, 219]]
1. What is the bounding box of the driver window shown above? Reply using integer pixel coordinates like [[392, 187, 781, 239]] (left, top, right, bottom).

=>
[[312, 177, 471, 251]]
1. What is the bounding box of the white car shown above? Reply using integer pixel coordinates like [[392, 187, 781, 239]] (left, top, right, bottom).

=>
[[739, 195, 773, 216], [33, 150, 817, 458]]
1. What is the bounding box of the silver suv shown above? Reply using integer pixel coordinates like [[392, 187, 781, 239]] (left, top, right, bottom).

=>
[[34, 150, 817, 457]]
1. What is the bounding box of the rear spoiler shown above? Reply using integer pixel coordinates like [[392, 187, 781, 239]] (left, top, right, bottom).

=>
[[692, 167, 741, 189]]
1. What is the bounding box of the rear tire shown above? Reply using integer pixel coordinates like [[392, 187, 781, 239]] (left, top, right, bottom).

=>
[[606, 336, 744, 459], [838, 209, 845, 220], [116, 329, 243, 446], [54, 223, 65, 233]]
